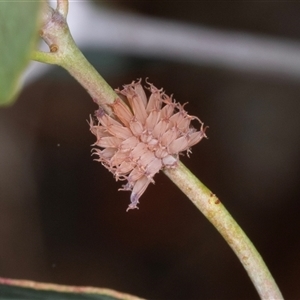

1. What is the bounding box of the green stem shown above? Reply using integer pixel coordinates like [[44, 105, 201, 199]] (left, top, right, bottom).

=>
[[32, 51, 59, 65], [164, 162, 283, 299], [32, 1, 284, 299], [33, 4, 115, 115], [60, 40, 115, 115]]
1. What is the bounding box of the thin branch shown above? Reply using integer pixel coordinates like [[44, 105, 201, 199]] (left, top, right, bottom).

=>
[[164, 162, 283, 300], [32, 51, 59, 65], [32, 1, 284, 299], [33, 1, 115, 114], [0, 277, 145, 300]]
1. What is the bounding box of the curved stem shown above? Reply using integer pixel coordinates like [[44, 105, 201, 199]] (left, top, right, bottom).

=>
[[33, 2, 115, 114], [32, 1, 284, 299], [164, 162, 283, 299], [0, 277, 145, 300]]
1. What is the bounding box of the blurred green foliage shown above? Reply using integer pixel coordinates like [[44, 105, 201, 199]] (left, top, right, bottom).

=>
[[0, 283, 123, 300], [0, 1, 42, 105]]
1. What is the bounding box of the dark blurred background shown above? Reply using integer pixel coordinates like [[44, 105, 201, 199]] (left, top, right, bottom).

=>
[[1, 1, 300, 299]]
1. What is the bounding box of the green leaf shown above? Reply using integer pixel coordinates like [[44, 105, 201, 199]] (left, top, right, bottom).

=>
[[0, 1, 42, 105], [0, 285, 115, 300], [0, 278, 144, 300]]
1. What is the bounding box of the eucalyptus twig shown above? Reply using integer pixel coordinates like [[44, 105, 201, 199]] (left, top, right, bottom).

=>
[[32, 1, 115, 114], [32, 0, 284, 299], [0, 277, 145, 300], [164, 162, 283, 300]]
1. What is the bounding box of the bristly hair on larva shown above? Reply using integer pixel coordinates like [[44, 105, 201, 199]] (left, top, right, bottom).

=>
[[89, 79, 207, 211]]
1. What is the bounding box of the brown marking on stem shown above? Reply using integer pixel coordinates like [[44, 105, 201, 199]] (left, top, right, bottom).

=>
[[214, 198, 221, 204], [50, 44, 58, 52], [209, 192, 220, 204]]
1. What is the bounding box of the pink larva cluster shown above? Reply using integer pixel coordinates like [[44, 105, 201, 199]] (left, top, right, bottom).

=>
[[90, 80, 206, 211]]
